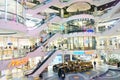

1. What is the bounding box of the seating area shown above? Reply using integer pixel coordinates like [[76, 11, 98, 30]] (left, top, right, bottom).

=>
[[53, 60, 93, 73]]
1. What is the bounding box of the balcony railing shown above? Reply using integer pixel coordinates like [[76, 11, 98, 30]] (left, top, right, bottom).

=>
[[0, 10, 25, 24]]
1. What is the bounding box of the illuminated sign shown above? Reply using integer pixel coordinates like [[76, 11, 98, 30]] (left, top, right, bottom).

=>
[[87, 29, 94, 32], [8, 43, 13, 45], [8, 57, 28, 68], [85, 51, 94, 54], [73, 51, 85, 55]]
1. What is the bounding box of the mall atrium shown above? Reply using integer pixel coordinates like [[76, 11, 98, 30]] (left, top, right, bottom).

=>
[[0, 0, 120, 80]]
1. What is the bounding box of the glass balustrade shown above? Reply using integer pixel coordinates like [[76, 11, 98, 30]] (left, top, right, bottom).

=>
[[0, 49, 27, 60], [28, 13, 57, 30], [0, 10, 25, 24]]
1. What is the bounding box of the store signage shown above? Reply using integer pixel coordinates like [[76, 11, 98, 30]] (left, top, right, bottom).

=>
[[8, 57, 28, 68], [85, 51, 94, 54], [73, 51, 85, 55], [8, 43, 13, 45], [87, 29, 94, 32]]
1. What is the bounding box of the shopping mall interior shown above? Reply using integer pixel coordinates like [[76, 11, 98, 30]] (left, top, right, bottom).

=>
[[0, 0, 120, 80]]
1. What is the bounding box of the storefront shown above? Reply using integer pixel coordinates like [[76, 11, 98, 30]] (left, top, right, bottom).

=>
[[64, 36, 96, 50]]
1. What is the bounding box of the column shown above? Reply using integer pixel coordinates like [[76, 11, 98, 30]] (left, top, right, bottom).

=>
[[70, 54, 72, 61], [16, 0, 18, 23], [62, 51, 65, 63], [22, 0, 26, 23], [60, 8, 64, 18], [94, 6, 97, 12], [5, 0, 8, 21]]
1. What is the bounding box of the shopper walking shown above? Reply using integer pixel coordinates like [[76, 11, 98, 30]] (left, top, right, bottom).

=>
[[93, 61, 96, 68], [58, 69, 65, 80], [61, 69, 65, 80]]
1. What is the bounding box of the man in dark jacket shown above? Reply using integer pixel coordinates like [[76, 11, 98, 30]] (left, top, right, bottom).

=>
[[58, 69, 65, 80]]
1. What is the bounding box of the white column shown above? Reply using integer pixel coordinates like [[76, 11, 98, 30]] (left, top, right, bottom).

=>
[[16, 0, 18, 23], [94, 7, 97, 12], [5, 0, 8, 21], [70, 54, 72, 61], [60, 8, 64, 18], [62, 51, 65, 63]]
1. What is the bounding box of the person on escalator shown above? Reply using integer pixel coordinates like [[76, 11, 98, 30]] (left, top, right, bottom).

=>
[[35, 43, 38, 49], [29, 46, 32, 52], [49, 32, 52, 37], [40, 37, 43, 43]]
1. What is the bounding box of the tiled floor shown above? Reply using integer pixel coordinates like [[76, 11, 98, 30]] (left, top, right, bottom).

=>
[[2, 64, 120, 80]]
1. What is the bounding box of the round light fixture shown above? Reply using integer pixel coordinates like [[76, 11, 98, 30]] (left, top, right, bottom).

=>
[[67, 2, 91, 12]]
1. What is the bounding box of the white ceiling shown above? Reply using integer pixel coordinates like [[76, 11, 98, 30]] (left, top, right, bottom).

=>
[[92, 0, 115, 6], [67, 2, 91, 12], [0, 29, 25, 37]]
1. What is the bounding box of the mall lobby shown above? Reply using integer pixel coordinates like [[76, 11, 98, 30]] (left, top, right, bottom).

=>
[[0, 0, 120, 80]]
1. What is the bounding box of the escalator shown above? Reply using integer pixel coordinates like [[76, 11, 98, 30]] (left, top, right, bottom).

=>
[[27, 15, 61, 37], [25, 50, 61, 77], [26, 32, 61, 58]]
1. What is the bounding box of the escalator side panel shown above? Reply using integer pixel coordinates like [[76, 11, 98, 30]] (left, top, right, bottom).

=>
[[28, 50, 61, 77], [26, 46, 44, 58]]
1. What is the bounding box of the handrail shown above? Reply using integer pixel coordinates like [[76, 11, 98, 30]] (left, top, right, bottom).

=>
[[28, 13, 57, 30], [25, 49, 56, 76], [30, 33, 55, 52], [0, 10, 24, 19]]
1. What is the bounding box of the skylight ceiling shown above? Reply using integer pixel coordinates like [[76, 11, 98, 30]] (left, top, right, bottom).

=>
[[66, 2, 91, 12]]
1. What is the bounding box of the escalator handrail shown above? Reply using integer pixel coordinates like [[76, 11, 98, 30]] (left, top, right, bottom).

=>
[[29, 14, 57, 30], [30, 33, 55, 52], [25, 50, 56, 76]]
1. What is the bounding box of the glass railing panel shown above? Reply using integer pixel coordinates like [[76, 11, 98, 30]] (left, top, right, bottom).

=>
[[97, 19, 120, 33], [42, 33, 55, 43], [28, 13, 57, 30], [0, 48, 28, 60], [30, 33, 55, 52], [0, 10, 25, 24]]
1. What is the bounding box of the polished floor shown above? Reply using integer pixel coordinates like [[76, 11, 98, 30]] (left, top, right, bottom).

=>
[[1, 64, 120, 80]]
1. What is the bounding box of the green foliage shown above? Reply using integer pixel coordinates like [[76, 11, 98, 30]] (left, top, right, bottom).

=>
[[108, 58, 120, 65]]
